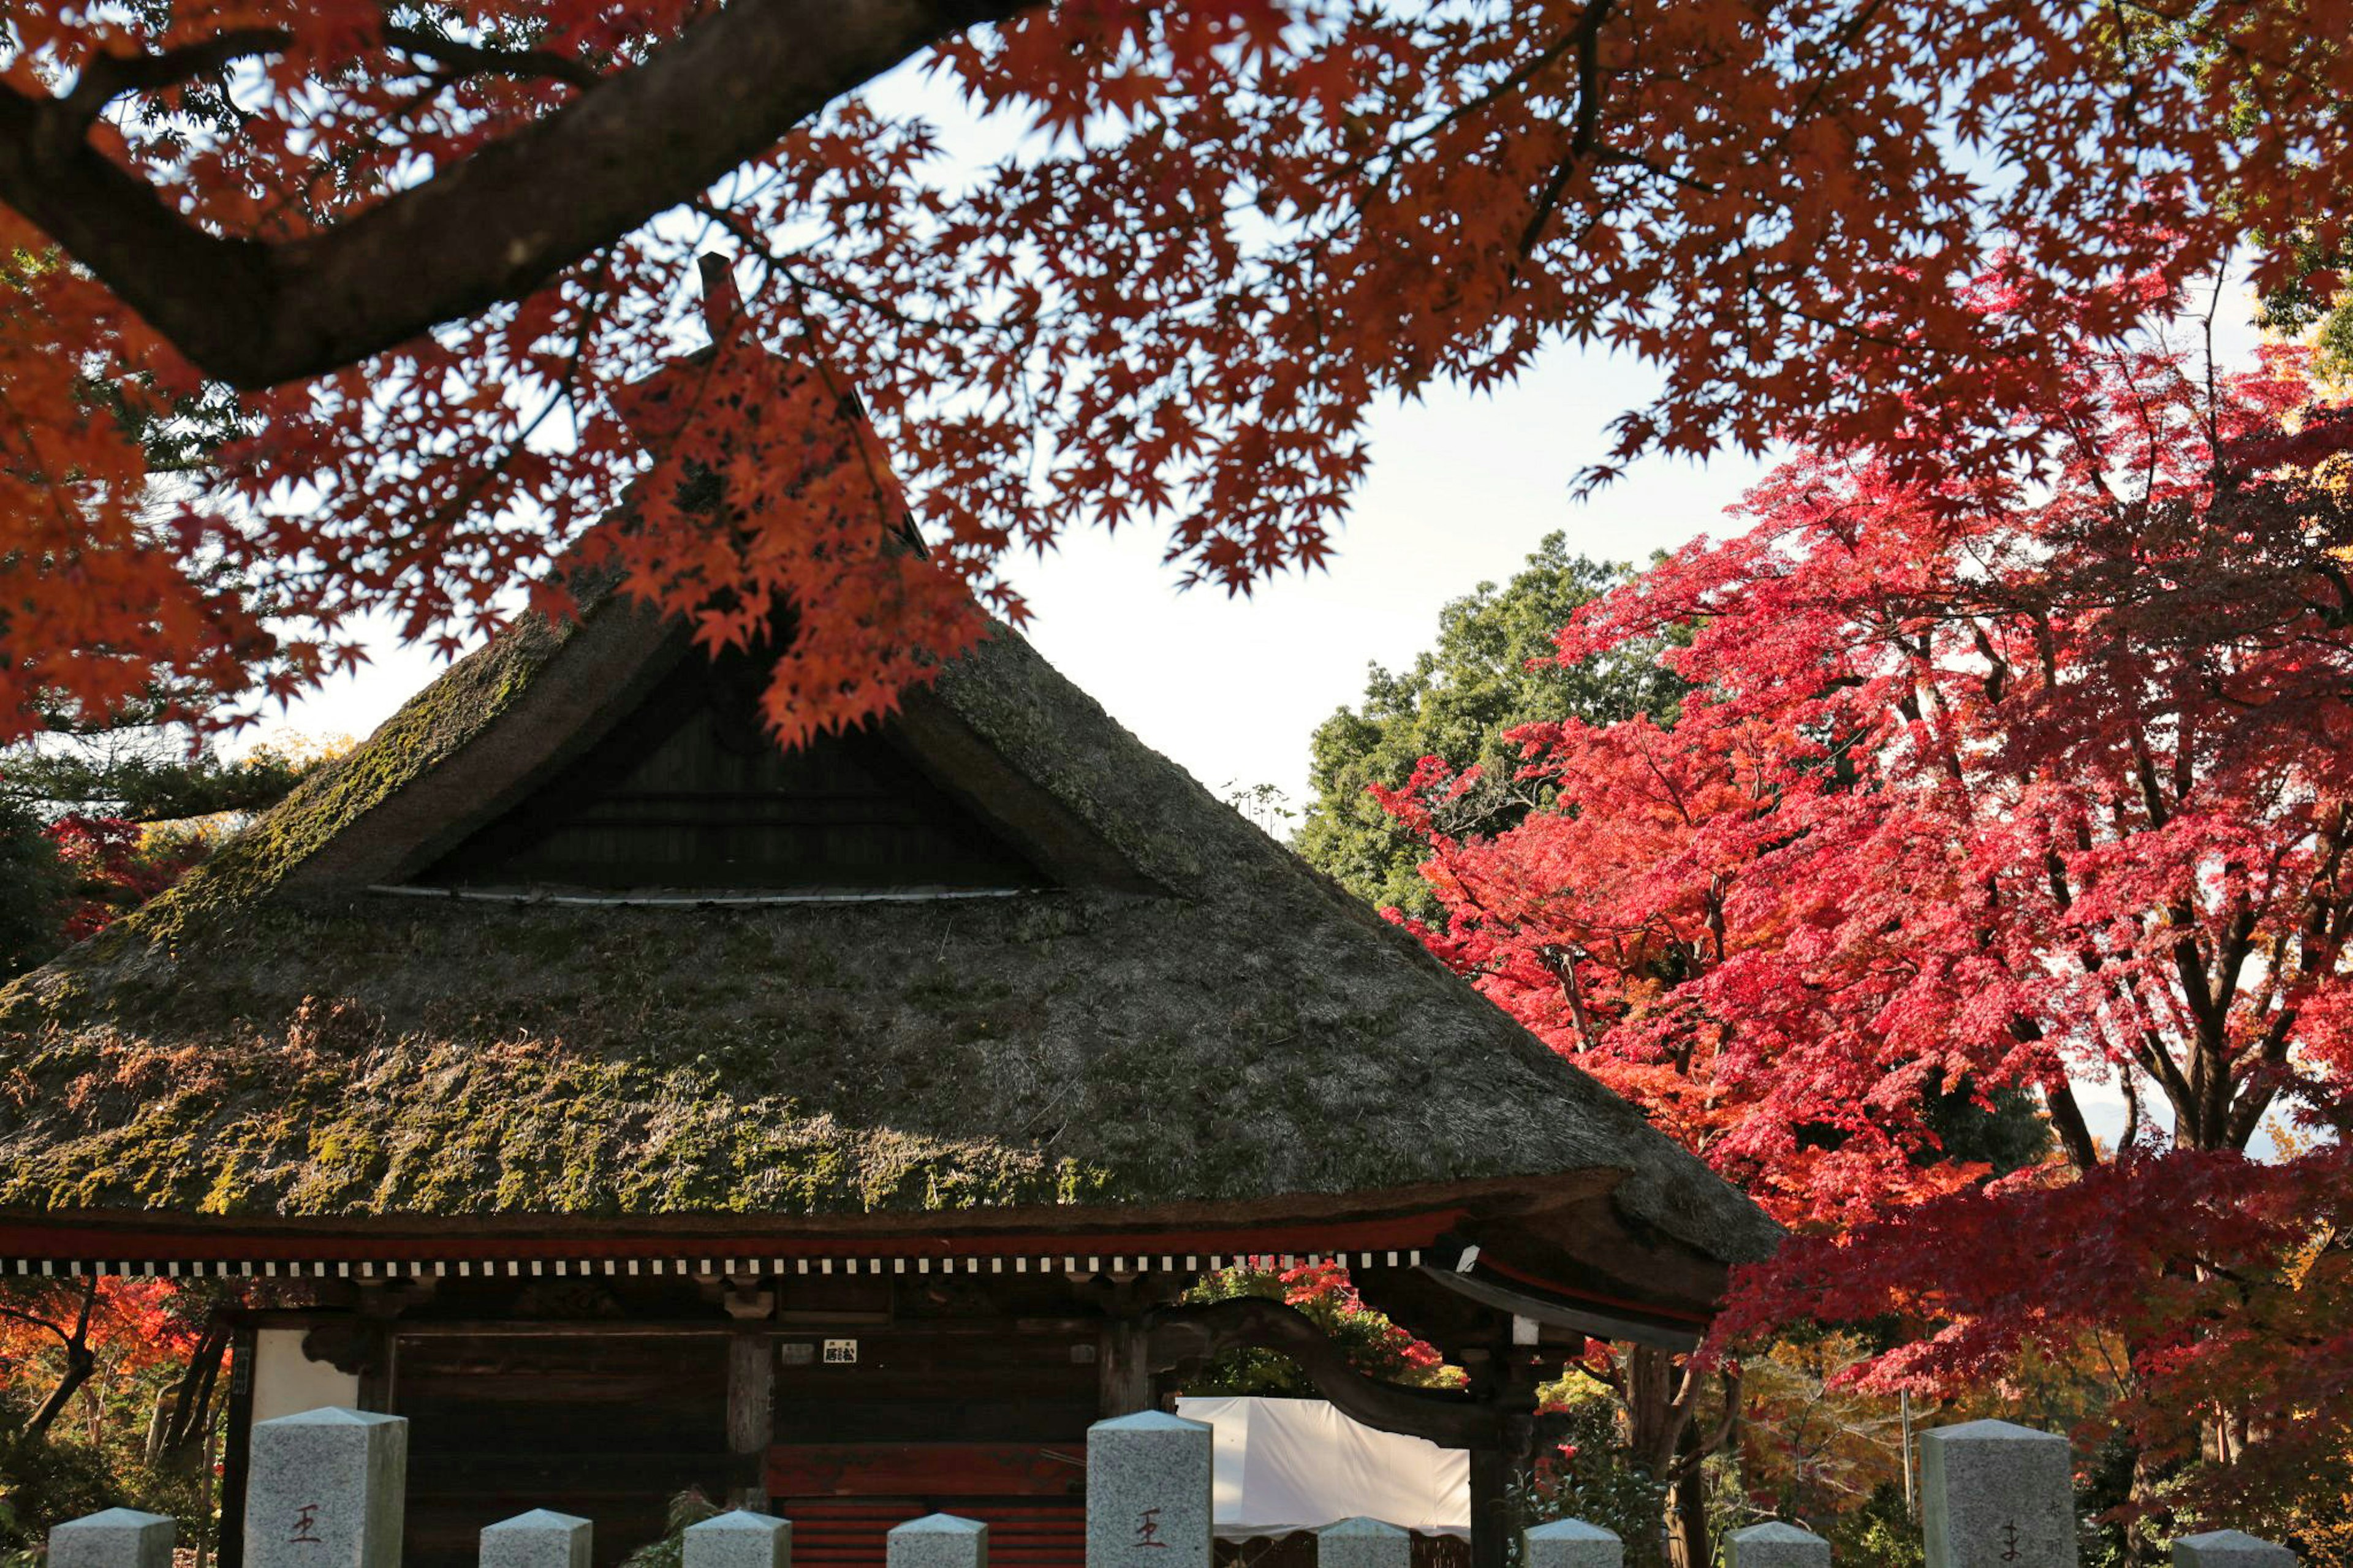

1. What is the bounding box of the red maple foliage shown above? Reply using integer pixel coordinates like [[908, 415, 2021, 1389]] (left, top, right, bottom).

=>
[[4, 3, 2353, 743], [1379, 322, 2353, 1513], [0, 1275, 207, 1438], [44, 816, 210, 943]]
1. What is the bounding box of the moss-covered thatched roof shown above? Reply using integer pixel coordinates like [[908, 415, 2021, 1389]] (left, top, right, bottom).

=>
[[0, 589, 1776, 1316]]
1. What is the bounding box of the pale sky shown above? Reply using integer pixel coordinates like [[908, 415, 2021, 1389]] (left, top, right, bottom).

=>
[[267, 344, 1762, 817], [266, 61, 1782, 814], [270, 291, 2268, 820], [268, 56, 2268, 824]]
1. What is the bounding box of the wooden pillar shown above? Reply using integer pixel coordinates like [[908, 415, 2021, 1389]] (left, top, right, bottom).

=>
[[1468, 1445, 1509, 1568], [349, 1323, 393, 1412], [1462, 1336, 1545, 1568], [726, 1331, 774, 1509], [1099, 1317, 1152, 1416], [216, 1327, 256, 1568]]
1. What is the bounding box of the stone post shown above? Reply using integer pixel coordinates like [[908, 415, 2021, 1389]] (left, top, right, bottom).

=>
[[1920, 1420, 2078, 1568], [481, 1510, 593, 1568], [888, 1513, 988, 1568], [1724, 1522, 1832, 1567], [243, 1407, 407, 1568], [2172, 1532, 2299, 1566], [50, 1509, 175, 1568], [1318, 1517, 1410, 1568], [1523, 1517, 1623, 1568], [1086, 1410, 1213, 1568], [683, 1511, 792, 1568]]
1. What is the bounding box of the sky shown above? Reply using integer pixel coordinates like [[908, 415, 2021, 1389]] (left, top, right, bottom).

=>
[[268, 292, 2269, 821], [260, 51, 1784, 816], [265, 50, 2275, 825], [267, 345, 1764, 819]]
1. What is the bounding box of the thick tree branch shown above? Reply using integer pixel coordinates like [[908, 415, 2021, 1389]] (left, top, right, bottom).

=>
[[0, 0, 1031, 388], [158, 1320, 232, 1461], [22, 1279, 99, 1437]]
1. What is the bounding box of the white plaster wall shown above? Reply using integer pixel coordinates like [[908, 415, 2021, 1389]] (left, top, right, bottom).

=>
[[249, 1328, 362, 1425]]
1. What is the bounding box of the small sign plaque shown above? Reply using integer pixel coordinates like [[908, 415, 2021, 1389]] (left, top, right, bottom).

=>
[[823, 1338, 858, 1365]]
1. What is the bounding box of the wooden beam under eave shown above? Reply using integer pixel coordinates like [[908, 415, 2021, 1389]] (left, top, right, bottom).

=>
[[1142, 1297, 1504, 1450]]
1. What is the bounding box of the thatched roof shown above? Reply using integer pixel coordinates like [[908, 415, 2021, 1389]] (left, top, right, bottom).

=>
[[0, 586, 1776, 1319]]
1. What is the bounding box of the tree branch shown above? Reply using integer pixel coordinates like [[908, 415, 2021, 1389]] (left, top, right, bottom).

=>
[[23, 1279, 99, 1438], [0, 0, 1031, 388], [377, 26, 605, 92], [63, 28, 293, 125]]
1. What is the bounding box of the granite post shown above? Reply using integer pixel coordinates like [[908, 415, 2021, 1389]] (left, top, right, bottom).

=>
[[1921, 1420, 2078, 1568], [683, 1511, 792, 1568], [888, 1513, 988, 1568], [49, 1509, 175, 1568], [1086, 1410, 1213, 1568], [1724, 1522, 1832, 1567], [2172, 1532, 2299, 1567], [1317, 1517, 1409, 1568], [1523, 1517, 1623, 1568], [243, 1407, 407, 1568], [481, 1510, 594, 1568]]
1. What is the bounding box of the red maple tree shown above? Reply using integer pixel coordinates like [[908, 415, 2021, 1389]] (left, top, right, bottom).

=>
[[43, 816, 210, 943], [1379, 319, 2353, 1539], [4, 2, 2353, 741]]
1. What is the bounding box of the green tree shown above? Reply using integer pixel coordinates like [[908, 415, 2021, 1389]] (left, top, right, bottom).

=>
[[2257, 243, 2353, 387], [0, 708, 334, 981], [1297, 537, 1684, 918], [1, 740, 313, 825], [0, 801, 66, 982]]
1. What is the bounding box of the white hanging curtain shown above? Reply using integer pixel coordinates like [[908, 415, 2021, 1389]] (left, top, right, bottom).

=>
[[1174, 1396, 1472, 1539]]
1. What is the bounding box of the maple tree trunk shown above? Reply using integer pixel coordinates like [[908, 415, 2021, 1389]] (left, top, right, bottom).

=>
[[1621, 1344, 1699, 1560], [1667, 1423, 1711, 1568], [2123, 1446, 2169, 1567], [22, 1278, 100, 1439], [159, 1322, 232, 1468], [26, 1339, 96, 1437], [1623, 1343, 1684, 1474], [0, 0, 1034, 388]]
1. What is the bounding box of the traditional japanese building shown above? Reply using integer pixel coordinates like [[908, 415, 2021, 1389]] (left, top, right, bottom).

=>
[[0, 351, 1776, 1568]]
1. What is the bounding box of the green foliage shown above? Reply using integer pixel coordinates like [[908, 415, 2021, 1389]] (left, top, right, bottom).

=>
[[1, 745, 313, 824], [2254, 233, 2353, 387], [1814, 1483, 1924, 1568], [0, 1415, 122, 1553], [2075, 1431, 2157, 1568], [1512, 1388, 1669, 1568], [1296, 536, 1684, 918], [0, 802, 66, 983], [1920, 1080, 2052, 1176], [618, 1488, 723, 1568], [0, 1328, 216, 1558]]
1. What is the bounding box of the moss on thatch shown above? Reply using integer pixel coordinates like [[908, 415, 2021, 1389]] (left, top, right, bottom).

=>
[[115, 613, 578, 942], [0, 605, 1779, 1282]]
